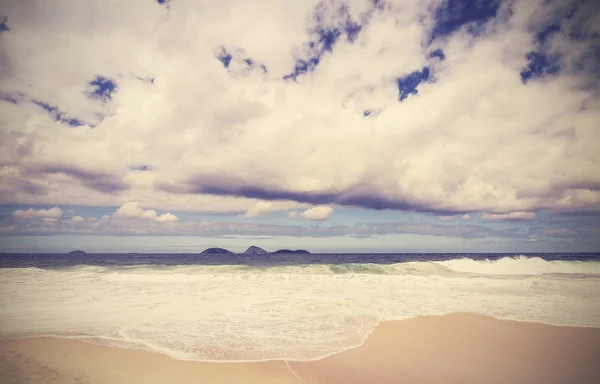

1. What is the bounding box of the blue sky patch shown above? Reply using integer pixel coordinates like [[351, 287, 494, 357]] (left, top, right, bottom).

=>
[[157, 0, 170, 8], [0, 93, 17, 104], [363, 109, 380, 117], [397, 67, 431, 101], [371, 0, 385, 11], [216, 47, 232, 69], [284, 58, 320, 81], [216, 48, 267, 74], [536, 23, 561, 45], [430, 0, 501, 41], [87, 76, 117, 102], [520, 51, 561, 83], [316, 27, 342, 52], [0, 16, 8, 32], [284, 2, 363, 81], [243, 58, 268, 73], [429, 49, 446, 61], [533, 0, 596, 43], [32, 101, 85, 127]]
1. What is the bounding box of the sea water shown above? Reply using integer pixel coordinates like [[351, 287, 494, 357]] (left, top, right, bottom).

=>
[[0, 253, 599, 361]]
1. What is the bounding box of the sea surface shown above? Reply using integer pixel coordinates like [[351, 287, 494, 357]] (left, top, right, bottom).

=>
[[1, 252, 599, 362]]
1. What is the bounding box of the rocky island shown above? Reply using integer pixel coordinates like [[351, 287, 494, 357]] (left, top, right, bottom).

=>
[[67, 250, 88, 257], [200, 247, 310, 255], [244, 246, 267, 254], [272, 249, 311, 254], [201, 248, 234, 254]]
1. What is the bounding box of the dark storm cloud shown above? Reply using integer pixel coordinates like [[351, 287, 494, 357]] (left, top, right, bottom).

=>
[[32, 165, 129, 194], [158, 175, 474, 215]]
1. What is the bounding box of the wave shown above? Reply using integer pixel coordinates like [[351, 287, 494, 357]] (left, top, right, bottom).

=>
[[436, 256, 600, 276], [45, 256, 599, 277]]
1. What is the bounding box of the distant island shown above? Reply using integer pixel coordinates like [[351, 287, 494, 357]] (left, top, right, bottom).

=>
[[68, 250, 87, 256], [244, 246, 267, 254], [199, 247, 310, 254], [201, 248, 234, 254], [272, 249, 311, 254]]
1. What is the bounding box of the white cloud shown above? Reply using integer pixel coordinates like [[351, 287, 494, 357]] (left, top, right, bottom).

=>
[[155, 213, 178, 223], [462, 214, 471, 221], [439, 216, 452, 221], [13, 207, 63, 219], [288, 210, 298, 218], [240, 201, 306, 218], [71, 216, 85, 222], [242, 201, 275, 218], [0, 0, 598, 219], [112, 202, 178, 222], [299, 206, 334, 221], [481, 212, 536, 221]]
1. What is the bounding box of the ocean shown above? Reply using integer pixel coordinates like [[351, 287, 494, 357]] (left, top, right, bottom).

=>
[[1, 252, 599, 362]]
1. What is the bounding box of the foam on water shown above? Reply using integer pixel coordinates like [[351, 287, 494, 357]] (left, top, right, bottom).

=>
[[44, 255, 600, 277], [1, 256, 599, 362], [436, 255, 600, 276]]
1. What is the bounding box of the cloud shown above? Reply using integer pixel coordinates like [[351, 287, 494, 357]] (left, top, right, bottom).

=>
[[288, 206, 334, 221], [112, 202, 178, 222], [155, 212, 178, 223], [0, 216, 508, 239], [12, 207, 63, 219], [240, 200, 306, 218], [0, 0, 598, 218], [71, 216, 85, 222], [439, 215, 452, 221], [481, 212, 536, 221], [462, 214, 470, 220], [242, 201, 274, 218], [299, 206, 334, 221], [3, 210, 599, 246]]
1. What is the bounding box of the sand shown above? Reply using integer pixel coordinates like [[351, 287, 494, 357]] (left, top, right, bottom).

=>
[[1, 313, 599, 384], [290, 313, 600, 383]]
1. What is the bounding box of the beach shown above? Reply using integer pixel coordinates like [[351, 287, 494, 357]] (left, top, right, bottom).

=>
[[2, 313, 599, 384]]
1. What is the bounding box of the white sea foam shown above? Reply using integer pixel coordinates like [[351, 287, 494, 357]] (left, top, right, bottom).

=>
[[436, 255, 600, 276], [1, 257, 599, 362], [42, 256, 600, 277]]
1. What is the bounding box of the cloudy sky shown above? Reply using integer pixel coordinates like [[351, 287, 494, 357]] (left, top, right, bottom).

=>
[[1, 0, 599, 253]]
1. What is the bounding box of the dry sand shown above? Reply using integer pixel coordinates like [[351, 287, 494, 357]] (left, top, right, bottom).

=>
[[1, 313, 599, 384]]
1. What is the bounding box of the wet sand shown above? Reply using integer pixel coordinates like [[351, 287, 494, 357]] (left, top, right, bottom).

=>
[[289, 313, 600, 383], [1, 313, 599, 384]]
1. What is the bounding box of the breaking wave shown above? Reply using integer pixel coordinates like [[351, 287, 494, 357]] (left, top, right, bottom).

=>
[[55, 256, 600, 277]]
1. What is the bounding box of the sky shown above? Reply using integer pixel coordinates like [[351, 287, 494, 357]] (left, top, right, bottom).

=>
[[0, 0, 599, 253]]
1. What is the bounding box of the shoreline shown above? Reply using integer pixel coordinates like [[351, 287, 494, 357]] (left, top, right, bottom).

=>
[[2, 313, 598, 364], [1, 313, 599, 383]]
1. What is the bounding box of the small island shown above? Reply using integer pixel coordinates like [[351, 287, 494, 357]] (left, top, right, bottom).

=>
[[67, 250, 88, 257], [244, 246, 267, 254], [272, 249, 311, 254], [201, 248, 234, 254]]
